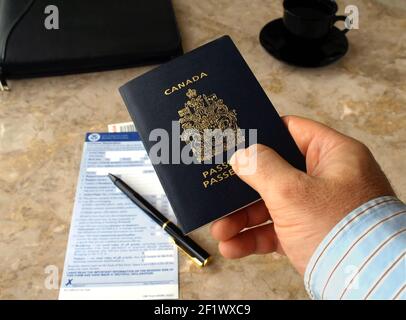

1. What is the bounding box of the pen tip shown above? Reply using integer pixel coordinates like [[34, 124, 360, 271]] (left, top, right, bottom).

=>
[[108, 173, 117, 182]]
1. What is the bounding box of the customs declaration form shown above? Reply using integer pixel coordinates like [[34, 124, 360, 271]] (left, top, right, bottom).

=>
[[59, 132, 178, 300]]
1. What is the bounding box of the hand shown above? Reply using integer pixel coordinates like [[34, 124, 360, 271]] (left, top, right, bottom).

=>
[[210, 116, 395, 275]]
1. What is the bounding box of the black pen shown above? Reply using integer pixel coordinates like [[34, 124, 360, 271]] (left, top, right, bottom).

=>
[[108, 173, 211, 267]]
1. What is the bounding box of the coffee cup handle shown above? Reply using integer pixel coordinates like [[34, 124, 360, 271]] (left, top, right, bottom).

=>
[[334, 15, 350, 34]]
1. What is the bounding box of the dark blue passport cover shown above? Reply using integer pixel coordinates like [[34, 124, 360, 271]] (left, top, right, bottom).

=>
[[119, 36, 305, 234]]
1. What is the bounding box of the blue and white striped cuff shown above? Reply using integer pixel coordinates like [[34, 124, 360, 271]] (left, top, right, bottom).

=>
[[304, 196, 406, 300]]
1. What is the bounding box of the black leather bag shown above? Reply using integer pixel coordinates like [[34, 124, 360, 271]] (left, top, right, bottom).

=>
[[0, 0, 182, 91]]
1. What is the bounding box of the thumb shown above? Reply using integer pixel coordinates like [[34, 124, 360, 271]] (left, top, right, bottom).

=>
[[230, 144, 304, 200]]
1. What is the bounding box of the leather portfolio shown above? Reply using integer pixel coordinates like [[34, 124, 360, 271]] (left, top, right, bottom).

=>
[[0, 0, 182, 91]]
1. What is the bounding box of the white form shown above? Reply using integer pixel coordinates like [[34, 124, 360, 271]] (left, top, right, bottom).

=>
[[59, 132, 178, 300]]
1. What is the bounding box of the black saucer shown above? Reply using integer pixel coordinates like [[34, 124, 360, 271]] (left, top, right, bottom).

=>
[[259, 18, 348, 68]]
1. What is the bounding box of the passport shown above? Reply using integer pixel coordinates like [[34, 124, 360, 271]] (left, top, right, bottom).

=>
[[119, 36, 305, 234]]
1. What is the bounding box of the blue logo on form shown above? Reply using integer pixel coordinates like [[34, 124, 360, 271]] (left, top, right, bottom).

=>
[[88, 133, 101, 142]]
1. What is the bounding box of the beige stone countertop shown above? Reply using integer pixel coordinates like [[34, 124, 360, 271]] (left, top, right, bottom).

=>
[[0, 0, 405, 299]]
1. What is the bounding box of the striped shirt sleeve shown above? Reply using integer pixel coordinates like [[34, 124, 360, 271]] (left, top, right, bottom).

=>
[[304, 196, 406, 300]]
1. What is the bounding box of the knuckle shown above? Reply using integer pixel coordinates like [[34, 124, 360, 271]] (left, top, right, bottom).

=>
[[354, 141, 372, 157]]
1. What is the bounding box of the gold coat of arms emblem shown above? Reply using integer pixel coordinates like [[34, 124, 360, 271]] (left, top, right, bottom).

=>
[[178, 88, 245, 162]]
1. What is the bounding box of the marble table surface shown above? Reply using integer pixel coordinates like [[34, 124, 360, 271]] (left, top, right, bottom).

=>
[[0, 0, 405, 299]]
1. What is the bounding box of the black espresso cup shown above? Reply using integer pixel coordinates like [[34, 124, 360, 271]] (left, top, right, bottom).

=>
[[283, 0, 349, 40]]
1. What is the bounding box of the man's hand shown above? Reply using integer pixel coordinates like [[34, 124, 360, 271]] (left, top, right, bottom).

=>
[[210, 116, 395, 275]]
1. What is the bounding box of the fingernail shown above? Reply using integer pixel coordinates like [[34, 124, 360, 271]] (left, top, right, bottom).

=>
[[229, 148, 245, 169], [229, 145, 259, 176]]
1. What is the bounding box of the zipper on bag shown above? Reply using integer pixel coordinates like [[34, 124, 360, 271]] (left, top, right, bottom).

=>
[[0, 66, 10, 92]]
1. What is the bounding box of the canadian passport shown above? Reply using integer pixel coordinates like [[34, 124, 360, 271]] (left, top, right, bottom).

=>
[[119, 36, 305, 234]]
